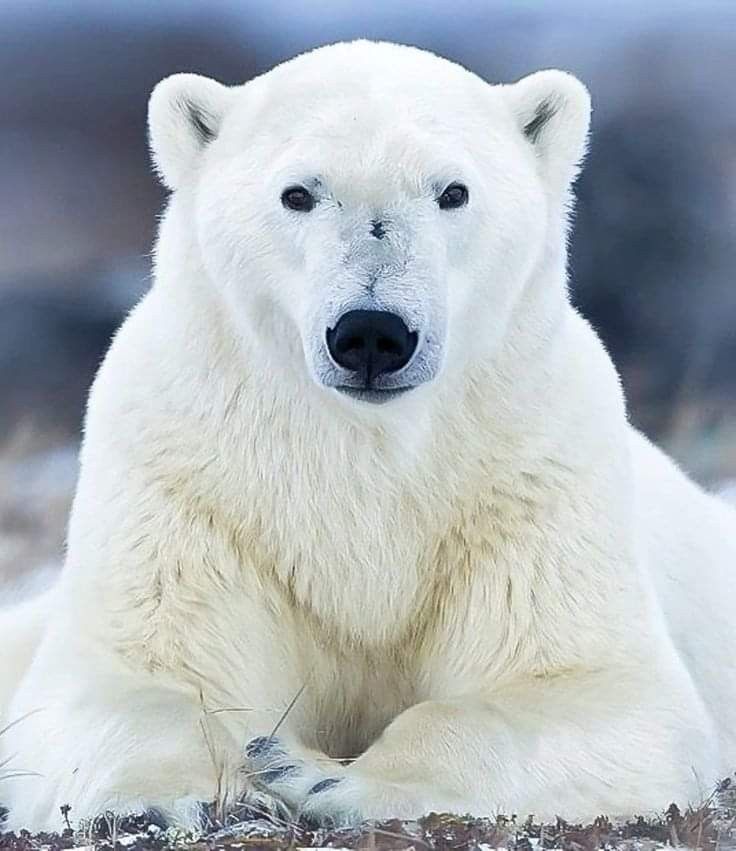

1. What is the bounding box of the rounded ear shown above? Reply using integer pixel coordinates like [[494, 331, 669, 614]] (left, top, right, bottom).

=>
[[505, 70, 591, 194], [148, 73, 232, 191]]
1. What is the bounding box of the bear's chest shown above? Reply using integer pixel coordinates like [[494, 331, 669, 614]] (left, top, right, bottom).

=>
[[265, 482, 594, 695], [300, 641, 421, 759], [249, 474, 444, 645]]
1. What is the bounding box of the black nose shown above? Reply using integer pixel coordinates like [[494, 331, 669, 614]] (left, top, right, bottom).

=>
[[326, 310, 418, 382]]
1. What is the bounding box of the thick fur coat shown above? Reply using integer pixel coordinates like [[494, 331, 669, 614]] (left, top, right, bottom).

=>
[[1, 41, 734, 832]]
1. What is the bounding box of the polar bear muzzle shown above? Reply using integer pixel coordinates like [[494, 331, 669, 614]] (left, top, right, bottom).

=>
[[326, 310, 419, 402]]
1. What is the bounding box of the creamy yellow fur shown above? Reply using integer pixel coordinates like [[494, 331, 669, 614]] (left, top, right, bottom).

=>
[[1, 41, 734, 832]]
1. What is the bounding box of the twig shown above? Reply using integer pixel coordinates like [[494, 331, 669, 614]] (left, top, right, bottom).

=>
[[270, 681, 308, 738]]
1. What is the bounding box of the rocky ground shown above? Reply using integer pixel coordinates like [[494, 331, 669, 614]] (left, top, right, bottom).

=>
[[2, 782, 735, 851]]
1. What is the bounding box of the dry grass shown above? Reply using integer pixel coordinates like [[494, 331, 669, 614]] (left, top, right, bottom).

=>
[[2, 787, 736, 851], [6, 687, 731, 848]]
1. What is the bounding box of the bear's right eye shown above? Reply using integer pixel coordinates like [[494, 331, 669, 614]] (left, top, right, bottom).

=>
[[281, 186, 316, 212], [437, 182, 469, 210]]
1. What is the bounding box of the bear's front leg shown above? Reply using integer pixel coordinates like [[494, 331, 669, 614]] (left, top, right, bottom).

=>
[[2, 663, 303, 834], [2, 675, 230, 833], [251, 665, 719, 825]]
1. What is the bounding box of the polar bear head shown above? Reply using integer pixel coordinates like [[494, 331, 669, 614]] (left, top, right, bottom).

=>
[[148, 41, 590, 409]]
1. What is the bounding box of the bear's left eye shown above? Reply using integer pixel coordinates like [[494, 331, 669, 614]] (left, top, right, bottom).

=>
[[281, 186, 316, 212], [437, 182, 469, 210]]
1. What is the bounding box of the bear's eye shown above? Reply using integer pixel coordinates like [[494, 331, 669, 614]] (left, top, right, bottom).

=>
[[437, 182, 469, 210], [281, 185, 316, 212]]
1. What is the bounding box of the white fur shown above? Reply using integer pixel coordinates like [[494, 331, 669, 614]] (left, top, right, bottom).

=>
[[1, 41, 734, 833]]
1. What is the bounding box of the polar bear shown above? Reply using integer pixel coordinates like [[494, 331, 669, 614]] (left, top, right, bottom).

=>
[[1, 40, 735, 834]]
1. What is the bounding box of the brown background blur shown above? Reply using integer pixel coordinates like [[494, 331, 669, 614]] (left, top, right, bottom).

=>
[[1, 0, 734, 583]]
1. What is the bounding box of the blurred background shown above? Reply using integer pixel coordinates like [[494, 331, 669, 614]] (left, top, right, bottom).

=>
[[1, 0, 734, 585]]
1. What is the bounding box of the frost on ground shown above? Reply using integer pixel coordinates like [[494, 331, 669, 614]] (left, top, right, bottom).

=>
[[1, 783, 735, 851]]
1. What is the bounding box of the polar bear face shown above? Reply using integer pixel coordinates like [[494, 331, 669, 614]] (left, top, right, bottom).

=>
[[148, 42, 590, 408]]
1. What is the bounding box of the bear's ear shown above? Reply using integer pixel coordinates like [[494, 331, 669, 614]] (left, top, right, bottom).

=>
[[505, 70, 591, 194], [148, 73, 232, 191]]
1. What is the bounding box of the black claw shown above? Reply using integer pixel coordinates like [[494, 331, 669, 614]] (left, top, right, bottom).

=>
[[246, 735, 282, 758], [144, 807, 171, 830], [90, 810, 160, 838], [87, 803, 214, 838], [227, 795, 291, 825], [309, 777, 342, 795], [259, 764, 298, 784]]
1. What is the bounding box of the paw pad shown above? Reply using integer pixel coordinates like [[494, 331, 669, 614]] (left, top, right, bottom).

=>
[[245, 735, 282, 758], [309, 777, 342, 795], [259, 764, 298, 784]]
